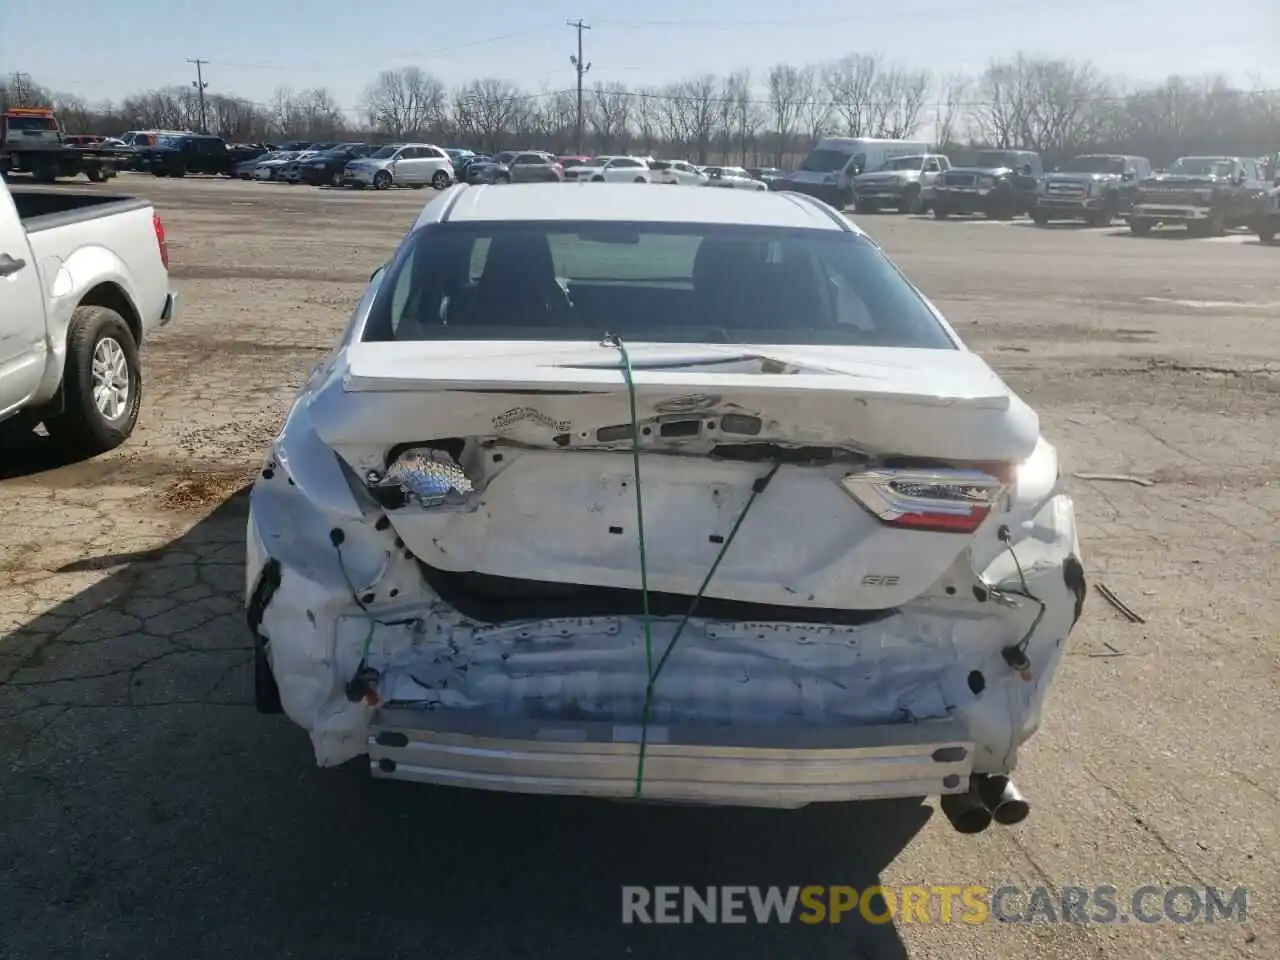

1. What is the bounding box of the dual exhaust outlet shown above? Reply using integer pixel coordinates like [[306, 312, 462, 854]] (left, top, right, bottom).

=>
[[939, 774, 1030, 834]]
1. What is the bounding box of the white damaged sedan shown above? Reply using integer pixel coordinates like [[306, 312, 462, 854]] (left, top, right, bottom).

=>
[[246, 183, 1086, 832]]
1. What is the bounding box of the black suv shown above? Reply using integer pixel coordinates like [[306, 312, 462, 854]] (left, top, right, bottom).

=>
[[138, 134, 236, 177], [932, 149, 1044, 219], [295, 143, 377, 186]]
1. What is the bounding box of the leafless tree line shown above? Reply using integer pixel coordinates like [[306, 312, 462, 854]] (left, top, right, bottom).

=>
[[3, 56, 1277, 168]]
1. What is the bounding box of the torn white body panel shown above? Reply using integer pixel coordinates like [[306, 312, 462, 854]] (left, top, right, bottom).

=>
[[246, 420, 1083, 801]]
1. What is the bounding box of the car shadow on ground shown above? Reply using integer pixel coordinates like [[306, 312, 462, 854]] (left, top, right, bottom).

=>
[[0, 430, 101, 481], [1102, 227, 1254, 241], [1, 490, 930, 960]]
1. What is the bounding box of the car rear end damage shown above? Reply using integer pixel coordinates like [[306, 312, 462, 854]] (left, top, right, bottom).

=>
[[246, 341, 1085, 819]]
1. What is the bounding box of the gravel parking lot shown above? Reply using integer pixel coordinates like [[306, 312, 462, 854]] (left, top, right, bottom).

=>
[[1, 176, 1276, 960]]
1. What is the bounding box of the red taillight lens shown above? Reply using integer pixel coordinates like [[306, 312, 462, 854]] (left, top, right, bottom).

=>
[[153, 213, 169, 269], [839, 467, 1007, 534]]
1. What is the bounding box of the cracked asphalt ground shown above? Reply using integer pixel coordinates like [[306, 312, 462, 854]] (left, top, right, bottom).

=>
[[1, 177, 1276, 960]]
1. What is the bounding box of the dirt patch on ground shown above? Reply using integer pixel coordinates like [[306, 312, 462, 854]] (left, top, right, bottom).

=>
[[156, 471, 255, 510]]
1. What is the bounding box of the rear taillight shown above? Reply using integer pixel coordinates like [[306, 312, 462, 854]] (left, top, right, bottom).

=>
[[153, 213, 169, 269], [839, 467, 1007, 534]]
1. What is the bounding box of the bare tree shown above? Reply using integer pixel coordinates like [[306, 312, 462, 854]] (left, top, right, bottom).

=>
[[825, 54, 880, 137], [589, 82, 631, 153], [208, 95, 265, 141], [719, 71, 755, 164], [767, 63, 808, 166], [671, 74, 722, 164], [970, 55, 1037, 148], [799, 67, 832, 148], [293, 88, 346, 139], [529, 88, 576, 152], [872, 67, 930, 138], [268, 87, 300, 136], [631, 87, 660, 155], [361, 67, 446, 139], [655, 84, 687, 155], [52, 93, 93, 133], [453, 78, 527, 152], [933, 72, 969, 149], [971, 55, 1112, 161]]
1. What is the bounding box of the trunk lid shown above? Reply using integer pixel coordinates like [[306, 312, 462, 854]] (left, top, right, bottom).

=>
[[310, 341, 1038, 611]]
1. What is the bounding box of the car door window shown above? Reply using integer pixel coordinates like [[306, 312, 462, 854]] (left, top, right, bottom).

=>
[[924, 159, 940, 173]]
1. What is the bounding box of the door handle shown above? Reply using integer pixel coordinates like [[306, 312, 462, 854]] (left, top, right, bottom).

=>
[[0, 253, 27, 277]]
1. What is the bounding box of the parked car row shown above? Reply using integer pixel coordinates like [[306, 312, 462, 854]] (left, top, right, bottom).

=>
[[231, 144, 785, 193], [771, 136, 1280, 242], [59, 123, 1278, 244]]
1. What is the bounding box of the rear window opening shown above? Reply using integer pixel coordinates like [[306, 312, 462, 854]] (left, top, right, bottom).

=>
[[361, 220, 957, 349]]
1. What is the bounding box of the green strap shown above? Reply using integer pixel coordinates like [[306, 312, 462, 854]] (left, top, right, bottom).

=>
[[606, 335, 778, 798]]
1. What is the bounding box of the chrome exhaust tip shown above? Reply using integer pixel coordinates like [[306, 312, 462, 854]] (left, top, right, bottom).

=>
[[939, 781, 994, 834], [978, 775, 1031, 826]]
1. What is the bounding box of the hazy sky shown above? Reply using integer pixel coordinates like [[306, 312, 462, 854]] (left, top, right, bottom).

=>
[[2, 0, 1276, 115]]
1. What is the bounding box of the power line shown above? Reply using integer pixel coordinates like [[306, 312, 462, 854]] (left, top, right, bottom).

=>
[[8, 72, 34, 106], [187, 58, 209, 133], [567, 18, 592, 154]]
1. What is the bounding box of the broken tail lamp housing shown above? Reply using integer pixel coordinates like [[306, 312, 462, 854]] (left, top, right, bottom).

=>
[[839, 467, 1007, 534], [367, 447, 473, 509]]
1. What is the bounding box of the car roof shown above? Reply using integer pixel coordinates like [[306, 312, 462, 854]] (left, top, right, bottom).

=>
[[424, 183, 855, 231]]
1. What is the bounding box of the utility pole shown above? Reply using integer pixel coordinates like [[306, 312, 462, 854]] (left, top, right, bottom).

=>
[[566, 19, 591, 154], [186, 59, 209, 133], [10, 72, 33, 107]]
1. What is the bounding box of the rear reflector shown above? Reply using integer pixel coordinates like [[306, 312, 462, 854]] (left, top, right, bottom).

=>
[[839, 467, 1006, 534], [152, 213, 169, 269]]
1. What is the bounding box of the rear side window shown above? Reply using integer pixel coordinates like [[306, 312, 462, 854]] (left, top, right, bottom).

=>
[[362, 221, 955, 350]]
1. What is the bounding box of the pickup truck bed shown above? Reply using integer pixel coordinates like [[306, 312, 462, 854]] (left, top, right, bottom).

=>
[[1, 180, 177, 453]]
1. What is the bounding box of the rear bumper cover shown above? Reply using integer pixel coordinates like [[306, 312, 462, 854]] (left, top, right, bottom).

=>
[[245, 445, 1083, 807]]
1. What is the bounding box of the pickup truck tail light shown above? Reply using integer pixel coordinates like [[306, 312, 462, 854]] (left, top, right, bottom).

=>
[[153, 214, 169, 269]]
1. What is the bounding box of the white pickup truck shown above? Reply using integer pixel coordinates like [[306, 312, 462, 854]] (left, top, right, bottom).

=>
[[0, 177, 177, 454]]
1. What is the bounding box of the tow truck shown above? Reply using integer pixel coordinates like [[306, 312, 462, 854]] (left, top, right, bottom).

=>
[[0, 107, 128, 183]]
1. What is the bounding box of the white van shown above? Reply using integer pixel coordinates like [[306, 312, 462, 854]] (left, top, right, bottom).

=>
[[776, 138, 931, 208]]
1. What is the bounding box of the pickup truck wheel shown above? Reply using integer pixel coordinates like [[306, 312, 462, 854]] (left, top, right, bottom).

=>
[[901, 186, 922, 214], [86, 168, 105, 183], [1129, 217, 1153, 235], [1031, 210, 1051, 225], [1259, 226, 1277, 244], [44, 306, 142, 456]]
